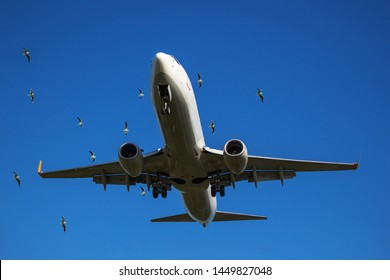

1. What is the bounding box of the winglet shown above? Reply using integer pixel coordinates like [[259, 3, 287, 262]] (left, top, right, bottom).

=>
[[37, 160, 43, 176], [354, 152, 361, 170]]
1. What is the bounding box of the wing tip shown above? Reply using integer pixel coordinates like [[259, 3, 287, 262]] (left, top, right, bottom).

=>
[[37, 160, 43, 177]]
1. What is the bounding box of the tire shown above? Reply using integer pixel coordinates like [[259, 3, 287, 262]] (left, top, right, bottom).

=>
[[153, 187, 159, 198], [211, 186, 216, 197], [161, 187, 167, 198], [220, 186, 225, 197]]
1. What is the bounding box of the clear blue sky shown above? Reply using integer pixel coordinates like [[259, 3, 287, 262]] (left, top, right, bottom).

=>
[[1, 0, 389, 260]]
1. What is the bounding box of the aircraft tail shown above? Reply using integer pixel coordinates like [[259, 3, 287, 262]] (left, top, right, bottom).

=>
[[151, 211, 267, 223]]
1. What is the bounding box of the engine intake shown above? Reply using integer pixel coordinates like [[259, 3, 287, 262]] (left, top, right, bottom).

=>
[[118, 143, 144, 177], [223, 139, 248, 174]]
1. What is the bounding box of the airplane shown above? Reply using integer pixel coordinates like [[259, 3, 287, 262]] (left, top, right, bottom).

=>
[[38, 52, 358, 227]]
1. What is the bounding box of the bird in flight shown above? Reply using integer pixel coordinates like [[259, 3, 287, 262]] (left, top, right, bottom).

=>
[[89, 151, 96, 162], [138, 88, 144, 98], [23, 48, 30, 63], [28, 88, 34, 103], [209, 120, 215, 135], [257, 88, 264, 103], [123, 121, 129, 135], [197, 73, 203, 88], [77, 117, 83, 127], [61, 216, 67, 232], [13, 171, 21, 187], [140, 186, 146, 196]]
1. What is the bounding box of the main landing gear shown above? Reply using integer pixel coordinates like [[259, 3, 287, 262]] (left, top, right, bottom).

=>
[[211, 185, 225, 197], [152, 185, 168, 199]]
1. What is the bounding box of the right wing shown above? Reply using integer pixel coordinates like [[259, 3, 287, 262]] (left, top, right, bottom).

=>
[[202, 147, 358, 187], [38, 148, 171, 190]]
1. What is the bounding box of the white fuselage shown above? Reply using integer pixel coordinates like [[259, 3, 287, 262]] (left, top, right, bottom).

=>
[[151, 52, 216, 226]]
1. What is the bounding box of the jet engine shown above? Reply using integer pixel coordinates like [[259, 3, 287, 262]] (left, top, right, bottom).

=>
[[118, 143, 144, 177], [223, 139, 248, 174]]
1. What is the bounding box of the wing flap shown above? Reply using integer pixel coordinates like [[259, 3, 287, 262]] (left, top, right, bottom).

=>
[[208, 170, 296, 187], [93, 173, 172, 187]]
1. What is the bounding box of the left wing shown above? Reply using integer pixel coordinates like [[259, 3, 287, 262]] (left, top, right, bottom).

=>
[[38, 148, 171, 190], [202, 147, 358, 187]]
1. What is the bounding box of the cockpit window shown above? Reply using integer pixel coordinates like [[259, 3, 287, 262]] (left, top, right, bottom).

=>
[[170, 55, 181, 65]]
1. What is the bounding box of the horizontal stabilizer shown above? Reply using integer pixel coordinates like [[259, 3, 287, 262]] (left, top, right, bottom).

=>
[[151, 211, 267, 223], [151, 213, 194, 222], [213, 211, 267, 221]]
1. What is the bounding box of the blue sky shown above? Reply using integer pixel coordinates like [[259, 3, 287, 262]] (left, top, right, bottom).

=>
[[0, 0, 389, 260]]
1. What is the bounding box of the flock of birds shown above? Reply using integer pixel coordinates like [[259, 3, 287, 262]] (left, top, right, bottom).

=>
[[14, 49, 265, 232], [197, 73, 265, 136]]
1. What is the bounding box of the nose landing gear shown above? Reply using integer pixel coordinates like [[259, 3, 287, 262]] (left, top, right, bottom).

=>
[[158, 85, 171, 115]]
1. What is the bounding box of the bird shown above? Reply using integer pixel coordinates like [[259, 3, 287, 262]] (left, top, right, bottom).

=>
[[197, 73, 203, 88], [123, 121, 129, 135], [77, 117, 83, 127], [61, 216, 67, 233], [209, 120, 215, 135], [138, 88, 144, 98], [13, 171, 20, 187], [140, 186, 146, 196], [28, 88, 34, 103], [257, 88, 264, 103], [89, 151, 96, 162], [23, 48, 30, 63]]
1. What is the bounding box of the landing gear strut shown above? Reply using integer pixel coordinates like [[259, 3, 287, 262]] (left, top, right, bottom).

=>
[[162, 99, 170, 115]]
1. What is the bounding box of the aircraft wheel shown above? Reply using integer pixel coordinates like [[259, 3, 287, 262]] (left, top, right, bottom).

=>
[[161, 187, 167, 198], [220, 186, 225, 197], [152, 187, 159, 198], [211, 186, 216, 197]]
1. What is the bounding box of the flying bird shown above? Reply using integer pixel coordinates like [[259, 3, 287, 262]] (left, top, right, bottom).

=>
[[77, 117, 83, 127], [61, 216, 67, 232], [138, 88, 144, 98], [123, 121, 129, 135], [89, 151, 96, 162], [28, 88, 34, 103], [209, 120, 215, 135], [23, 48, 30, 63], [13, 171, 20, 187], [197, 73, 203, 88], [140, 186, 146, 196], [257, 88, 264, 103]]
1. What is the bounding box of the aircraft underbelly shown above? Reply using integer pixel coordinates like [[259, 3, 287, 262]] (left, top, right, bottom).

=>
[[181, 188, 216, 224], [152, 59, 215, 224]]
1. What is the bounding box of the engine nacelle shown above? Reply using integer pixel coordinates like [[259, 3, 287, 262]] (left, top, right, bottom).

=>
[[118, 143, 144, 177], [223, 139, 248, 174]]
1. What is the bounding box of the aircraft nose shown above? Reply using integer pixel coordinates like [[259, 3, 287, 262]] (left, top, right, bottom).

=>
[[153, 52, 168, 74], [155, 52, 167, 61]]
